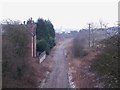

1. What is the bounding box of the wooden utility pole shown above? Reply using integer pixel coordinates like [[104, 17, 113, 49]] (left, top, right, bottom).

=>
[[118, 21, 120, 65], [88, 23, 91, 47], [91, 28, 95, 47]]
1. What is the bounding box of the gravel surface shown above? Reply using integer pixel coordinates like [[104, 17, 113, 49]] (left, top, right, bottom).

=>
[[43, 39, 71, 88]]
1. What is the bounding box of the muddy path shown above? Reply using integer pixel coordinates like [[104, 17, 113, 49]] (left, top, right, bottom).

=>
[[43, 39, 72, 88]]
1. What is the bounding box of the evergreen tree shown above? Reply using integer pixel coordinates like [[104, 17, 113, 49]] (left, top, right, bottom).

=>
[[36, 18, 55, 54]]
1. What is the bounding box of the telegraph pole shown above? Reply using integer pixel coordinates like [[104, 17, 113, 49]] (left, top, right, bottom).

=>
[[88, 23, 91, 47], [118, 21, 120, 68]]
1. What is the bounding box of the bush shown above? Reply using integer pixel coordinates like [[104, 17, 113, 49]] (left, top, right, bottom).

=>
[[2, 23, 38, 88], [46, 44, 51, 55], [90, 35, 119, 88], [72, 37, 88, 58], [2, 24, 30, 78], [36, 39, 52, 55], [36, 39, 47, 53], [48, 37, 55, 49]]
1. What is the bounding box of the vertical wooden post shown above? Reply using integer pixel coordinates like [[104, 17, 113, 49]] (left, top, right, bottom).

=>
[[33, 35, 36, 57], [31, 34, 33, 57], [88, 24, 91, 47], [91, 29, 95, 47]]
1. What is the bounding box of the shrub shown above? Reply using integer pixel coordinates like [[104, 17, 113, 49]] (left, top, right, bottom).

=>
[[2, 23, 38, 88], [72, 37, 88, 58], [36, 39, 47, 53], [90, 35, 119, 88]]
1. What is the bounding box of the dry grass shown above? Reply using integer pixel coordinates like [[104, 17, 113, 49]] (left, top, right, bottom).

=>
[[66, 39, 101, 88], [67, 34, 119, 88], [2, 48, 54, 88], [22, 46, 56, 88]]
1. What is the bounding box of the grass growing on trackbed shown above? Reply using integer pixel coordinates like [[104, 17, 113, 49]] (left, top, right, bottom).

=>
[[72, 33, 119, 88]]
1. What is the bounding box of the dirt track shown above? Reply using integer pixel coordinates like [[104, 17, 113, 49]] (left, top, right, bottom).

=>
[[43, 39, 72, 88]]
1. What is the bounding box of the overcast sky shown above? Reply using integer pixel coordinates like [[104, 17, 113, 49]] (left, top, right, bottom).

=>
[[0, 0, 118, 32]]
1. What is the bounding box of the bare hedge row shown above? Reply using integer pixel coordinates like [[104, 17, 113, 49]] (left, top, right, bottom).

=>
[[2, 24, 37, 88]]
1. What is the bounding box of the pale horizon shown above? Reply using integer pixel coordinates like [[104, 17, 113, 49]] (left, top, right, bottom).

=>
[[0, 1, 118, 32]]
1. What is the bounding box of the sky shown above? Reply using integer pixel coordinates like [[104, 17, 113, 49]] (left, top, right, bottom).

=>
[[0, 0, 119, 32]]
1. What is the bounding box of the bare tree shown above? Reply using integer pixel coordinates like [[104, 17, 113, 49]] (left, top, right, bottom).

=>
[[99, 20, 103, 30], [103, 23, 109, 38], [2, 19, 21, 25]]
